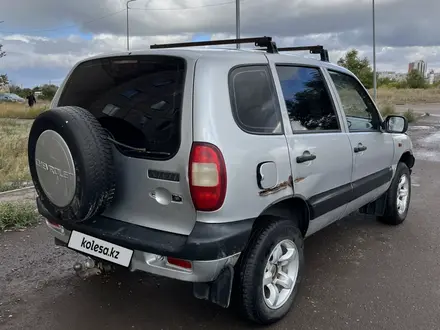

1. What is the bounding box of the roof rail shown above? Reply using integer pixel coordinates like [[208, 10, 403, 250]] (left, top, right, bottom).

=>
[[150, 36, 279, 53], [150, 38, 330, 61], [277, 45, 330, 62]]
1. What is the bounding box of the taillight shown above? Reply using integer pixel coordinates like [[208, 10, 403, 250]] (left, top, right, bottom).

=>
[[189, 142, 227, 212]]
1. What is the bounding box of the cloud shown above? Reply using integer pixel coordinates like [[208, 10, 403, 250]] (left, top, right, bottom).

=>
[[0, 0, 438, 87]]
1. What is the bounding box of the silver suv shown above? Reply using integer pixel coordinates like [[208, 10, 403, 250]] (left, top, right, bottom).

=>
[[28, 37, 415, 325]]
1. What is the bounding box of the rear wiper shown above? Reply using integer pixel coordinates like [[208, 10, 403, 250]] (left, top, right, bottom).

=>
[[106, 133, 171, 156]]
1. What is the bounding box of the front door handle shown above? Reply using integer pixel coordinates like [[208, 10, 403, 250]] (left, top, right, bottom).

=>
[[296, 152, 317, 163], [354, 144, 367, 153]]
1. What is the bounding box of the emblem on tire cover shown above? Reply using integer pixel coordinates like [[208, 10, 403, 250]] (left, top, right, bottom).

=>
[[36, 159, 74, 180]]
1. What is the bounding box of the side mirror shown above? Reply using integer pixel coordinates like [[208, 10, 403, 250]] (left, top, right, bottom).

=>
[[382, 115, 408, 134]]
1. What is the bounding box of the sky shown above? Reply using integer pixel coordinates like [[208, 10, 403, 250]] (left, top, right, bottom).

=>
[[0, 0, 438, 88]]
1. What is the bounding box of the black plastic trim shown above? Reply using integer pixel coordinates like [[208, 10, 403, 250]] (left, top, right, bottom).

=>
[[147, 169, 180, 182], [296, 154, 317, 163], [277, 45, 329, 61], [351, 167, 393, 200], [309, 182, 352, 219], [309, 167, 393, 219], [38, 198, 254, 261]]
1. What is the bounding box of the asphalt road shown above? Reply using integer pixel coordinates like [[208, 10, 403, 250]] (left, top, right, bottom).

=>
[[2, 116, 440, 330]]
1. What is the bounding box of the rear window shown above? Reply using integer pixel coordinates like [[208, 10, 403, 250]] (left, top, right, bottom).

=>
[[229, 65, 283, 135], [58, 55, 186, 160]]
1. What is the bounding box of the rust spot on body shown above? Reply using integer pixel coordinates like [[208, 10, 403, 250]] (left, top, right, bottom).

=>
[[259, 177, 293, 197]]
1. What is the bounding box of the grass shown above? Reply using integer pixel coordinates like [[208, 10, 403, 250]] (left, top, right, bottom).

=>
[[379, 104, 397, 117], [378, 103, 419, 123], [0, 201, 39, 231], [402, 109, 417, 123], [0, 119, 32, 192], [371, 88, 440, 105], [0, 101, 49, 119]]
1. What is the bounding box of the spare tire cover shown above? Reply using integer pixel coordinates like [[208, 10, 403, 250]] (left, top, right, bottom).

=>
[[28, 106, 115, 222]]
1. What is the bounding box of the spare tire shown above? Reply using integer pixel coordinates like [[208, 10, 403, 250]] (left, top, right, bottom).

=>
[[28, 106, 115, 222]]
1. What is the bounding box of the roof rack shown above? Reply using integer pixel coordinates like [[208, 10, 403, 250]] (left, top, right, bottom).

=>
[[150, 36, 279, 53], [150, 37, 329, 61], [150, 37, 277, 53], [277, 45, 329, 62]]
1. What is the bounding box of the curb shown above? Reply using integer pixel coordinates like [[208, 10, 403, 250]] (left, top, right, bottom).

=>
[[0, 186, 35, 197]]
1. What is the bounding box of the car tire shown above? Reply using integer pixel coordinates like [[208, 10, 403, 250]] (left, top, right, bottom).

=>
[[378, 162, 411, 225], [28, 106, 115, 223], [236, 216, 304, 325]]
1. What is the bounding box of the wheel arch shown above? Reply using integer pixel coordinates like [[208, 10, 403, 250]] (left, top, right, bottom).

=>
[[253, 195, 311, 237], [399, 150, 415, 170]]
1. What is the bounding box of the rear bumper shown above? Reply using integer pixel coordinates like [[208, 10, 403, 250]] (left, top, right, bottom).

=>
[[37, 198, 254, 282]]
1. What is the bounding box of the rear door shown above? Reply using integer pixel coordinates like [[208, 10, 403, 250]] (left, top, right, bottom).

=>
[[192, 55, 293, 224], [55, 54, 198, 235], [326, 69, 394, 210], [269, 59, 354, 236]]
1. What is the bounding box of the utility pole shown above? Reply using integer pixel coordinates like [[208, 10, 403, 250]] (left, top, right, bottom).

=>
[[372, 0, 377, 101], [126, 0, 137, 51], [236, 0, 240, 49]]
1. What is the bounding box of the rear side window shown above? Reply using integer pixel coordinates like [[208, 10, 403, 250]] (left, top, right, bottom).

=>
[[58, 56, 186, 160], [229, 65, 283, 135], [276, 65, 340, 132]]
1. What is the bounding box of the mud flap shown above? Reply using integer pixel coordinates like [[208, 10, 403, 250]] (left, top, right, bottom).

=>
[[359, 192, 387, 216], [193, 264, 234, 308]]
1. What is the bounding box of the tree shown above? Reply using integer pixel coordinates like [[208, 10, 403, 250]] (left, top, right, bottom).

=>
[[41, 84, 58, 100], [0, 74, 9, 85], [21, 88, 32, 98], [378, 77, 395, 87], [337, 49, 374, 89], [0, 46, 8, 92], [0, 74, 9, 93], [9, 84, 26, 97], [9, 84, 21, 95], [406, 69, 426, 89], [9, 85, 34, 98]]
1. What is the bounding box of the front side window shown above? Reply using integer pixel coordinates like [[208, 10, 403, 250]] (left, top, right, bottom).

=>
[[328, 70, 381, 132], [229, 65, 283, 135], [276, 65, 340, 132]]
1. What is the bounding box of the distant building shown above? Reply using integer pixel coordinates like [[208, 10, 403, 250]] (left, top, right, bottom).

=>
[[377, 71, 407, 82], [428, 70, 435, 85], [408, 60, 427, 77]]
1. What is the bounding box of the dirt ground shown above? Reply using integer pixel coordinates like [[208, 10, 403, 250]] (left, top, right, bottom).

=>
[[1, 113, 440, 330]]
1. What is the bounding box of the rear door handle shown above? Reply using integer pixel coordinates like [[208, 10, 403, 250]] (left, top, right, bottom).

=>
[[296, 153, 316, 163], [354, 144, 367, 153]]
